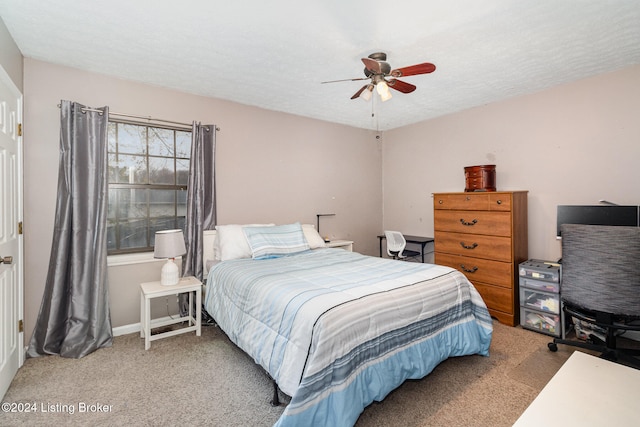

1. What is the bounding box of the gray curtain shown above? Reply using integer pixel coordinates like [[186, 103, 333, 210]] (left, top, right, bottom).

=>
[[27, 100, 113, 358], [181, 122, 216, 313]]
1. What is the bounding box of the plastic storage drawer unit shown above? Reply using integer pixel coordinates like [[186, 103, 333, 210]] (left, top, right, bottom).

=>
[[518, 259, 562, 337]]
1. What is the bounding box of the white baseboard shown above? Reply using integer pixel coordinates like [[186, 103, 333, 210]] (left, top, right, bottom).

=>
[[20, 317, 177, 359], [113, 322, 142, 337]]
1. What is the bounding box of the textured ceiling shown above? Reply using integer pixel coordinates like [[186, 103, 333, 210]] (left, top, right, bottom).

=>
[[1, 0, 639, 131]]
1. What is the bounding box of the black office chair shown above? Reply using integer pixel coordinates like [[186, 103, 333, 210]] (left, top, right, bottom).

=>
[[548, 224, 640, 369], [384, 231, 420, 261]]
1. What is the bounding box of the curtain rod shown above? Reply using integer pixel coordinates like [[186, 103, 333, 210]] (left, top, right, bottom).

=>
[[56, 104, 220, 131]]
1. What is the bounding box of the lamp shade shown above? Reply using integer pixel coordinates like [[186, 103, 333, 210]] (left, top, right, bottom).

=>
[[376, 81, 392, 102], [360, 84, 374, 102], [154, 230, 186, 286], [154, 229, 187, 259]]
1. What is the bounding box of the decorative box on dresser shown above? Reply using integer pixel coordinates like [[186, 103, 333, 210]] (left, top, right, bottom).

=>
[[433, 191, 528, 326]]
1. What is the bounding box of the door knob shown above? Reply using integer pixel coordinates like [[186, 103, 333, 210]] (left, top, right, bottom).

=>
[[0, 256, 13, 264]]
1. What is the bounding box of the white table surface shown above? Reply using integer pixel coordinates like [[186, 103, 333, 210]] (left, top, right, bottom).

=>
[[513, 350, 640, 426]]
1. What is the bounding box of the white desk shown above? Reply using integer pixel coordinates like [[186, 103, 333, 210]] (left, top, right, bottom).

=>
[[139, 276, 202, 350], [514, 351, 640, 426]]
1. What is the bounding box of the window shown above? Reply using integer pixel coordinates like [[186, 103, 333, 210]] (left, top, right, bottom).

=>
[[107, 121, 191, 254]]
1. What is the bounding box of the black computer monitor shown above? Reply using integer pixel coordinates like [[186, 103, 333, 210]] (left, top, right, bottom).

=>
[[556, 205, 639, 237]]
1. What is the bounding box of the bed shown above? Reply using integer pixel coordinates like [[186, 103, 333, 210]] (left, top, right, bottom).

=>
[[202, 223, 493, 427]]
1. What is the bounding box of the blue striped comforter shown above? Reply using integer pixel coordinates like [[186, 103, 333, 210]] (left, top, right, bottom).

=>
[[205, 248, 492, 426]]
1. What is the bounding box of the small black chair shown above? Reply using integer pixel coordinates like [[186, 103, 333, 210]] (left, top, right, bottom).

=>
[[548, 224, 640, 369]]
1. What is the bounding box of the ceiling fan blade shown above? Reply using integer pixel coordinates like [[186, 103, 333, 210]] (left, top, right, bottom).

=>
[[361, 57, 382, 74], [390, 62, 436, 78], [321, 77, 369, 84], [350, 85, 369, 99], [387, 79, 416, 94]]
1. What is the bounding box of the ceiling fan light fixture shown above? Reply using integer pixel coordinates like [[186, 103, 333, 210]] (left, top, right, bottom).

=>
[[376, 81, 392, 101], [360, 84, 374, 101]]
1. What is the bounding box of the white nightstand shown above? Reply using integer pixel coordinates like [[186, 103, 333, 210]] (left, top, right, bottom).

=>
[[140, 276, 202, 350], [325, 240, 354, 251]]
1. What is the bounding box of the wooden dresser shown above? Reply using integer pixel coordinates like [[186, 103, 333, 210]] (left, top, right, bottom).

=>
[[433, 191, 528, 326]]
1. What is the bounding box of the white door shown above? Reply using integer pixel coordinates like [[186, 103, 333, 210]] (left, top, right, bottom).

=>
[[0, 65, 23, 400]]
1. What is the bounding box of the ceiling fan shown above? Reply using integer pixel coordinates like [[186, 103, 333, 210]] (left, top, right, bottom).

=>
[[321, 52, 436, 102]]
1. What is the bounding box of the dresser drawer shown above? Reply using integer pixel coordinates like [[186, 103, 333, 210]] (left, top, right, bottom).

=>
[[435, 253, 513, 288], [488, 193, 511, 211], [434, 193, 489, 210], [434, 231, 512, 261], [434, 192, 512, 212], [471, 281, 514, 315], [434, 210, 511, 236]]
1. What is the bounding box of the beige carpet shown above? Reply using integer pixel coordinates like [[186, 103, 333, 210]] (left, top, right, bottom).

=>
[[2, 321, 575, 426], [508, 346, 572, 391]]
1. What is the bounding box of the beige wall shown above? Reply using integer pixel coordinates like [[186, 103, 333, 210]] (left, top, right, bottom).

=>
[[22, 59, 383, 336], [15, 53, 640, 340], [383, 64, 640, 263]]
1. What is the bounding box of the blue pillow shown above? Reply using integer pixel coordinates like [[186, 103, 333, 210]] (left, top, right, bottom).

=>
[[243, 223, 310, 259]]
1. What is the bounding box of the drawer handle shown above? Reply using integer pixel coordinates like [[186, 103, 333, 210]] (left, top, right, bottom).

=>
[[496, 200, 502, 205], [438, 199, 443, 204], [460, 264, 478, 273], [460, 242, 478, 250], [460, 218, 477, 226]]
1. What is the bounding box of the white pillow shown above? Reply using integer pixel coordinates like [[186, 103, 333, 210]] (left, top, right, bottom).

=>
[[215, 224, 274, 261], [302, 224, 326, 249], [212, 235, 220, 261], [243, 223, 310, 259]]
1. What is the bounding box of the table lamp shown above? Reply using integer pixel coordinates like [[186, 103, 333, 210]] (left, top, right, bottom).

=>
[[154, 229, 187, 286], [316, 213, 335, 242]]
